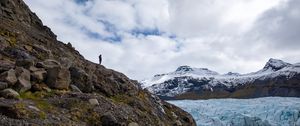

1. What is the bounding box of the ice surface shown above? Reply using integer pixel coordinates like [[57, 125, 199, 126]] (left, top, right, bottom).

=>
[[168, 97, 300, 126]]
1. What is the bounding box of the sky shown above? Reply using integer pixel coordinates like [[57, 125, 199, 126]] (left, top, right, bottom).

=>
[[24, 0, 300, 80]]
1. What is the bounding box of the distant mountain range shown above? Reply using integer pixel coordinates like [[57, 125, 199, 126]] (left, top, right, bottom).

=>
[[142, 58, 300, 100]]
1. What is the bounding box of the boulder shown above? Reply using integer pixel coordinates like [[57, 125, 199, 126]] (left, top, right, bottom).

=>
[[15, 58, 34, 69], [69, 67, 93, 92], [101, 113, 119, 126], [0, 82, 8, 90], [45, 67, 70, 90], [88, 98, 99, 106], [31, 69, 47, 82], [0, 69, 17, 85], [0, 88, 20, 99], [15, 67, 31, 93], [36, 59, 60, 69]]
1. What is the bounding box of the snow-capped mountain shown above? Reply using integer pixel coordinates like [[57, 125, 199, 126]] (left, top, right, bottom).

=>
[[141, 58, 300, 99]]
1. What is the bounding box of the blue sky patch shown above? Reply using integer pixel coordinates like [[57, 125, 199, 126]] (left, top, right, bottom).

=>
[[131, 28, 163, 37], [74, 0, 89, 5]]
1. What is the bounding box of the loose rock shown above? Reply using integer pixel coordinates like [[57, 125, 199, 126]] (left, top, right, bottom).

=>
[[0, 69, 17, 85], [70, 85, 82, 93], [88, 98, 99, 106], [128, 122, 139, 126], [0, 88, 20, 99]]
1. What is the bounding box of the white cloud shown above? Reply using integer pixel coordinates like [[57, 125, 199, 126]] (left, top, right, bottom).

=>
[[24, 0, 300, 80]]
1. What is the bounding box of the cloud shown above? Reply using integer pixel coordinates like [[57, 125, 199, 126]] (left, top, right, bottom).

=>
[[252, 0, 300, 50], [24, 0, 300, 80]]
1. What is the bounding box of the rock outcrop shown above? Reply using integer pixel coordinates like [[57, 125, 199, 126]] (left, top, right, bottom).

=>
[[0, 0, 196, 125]]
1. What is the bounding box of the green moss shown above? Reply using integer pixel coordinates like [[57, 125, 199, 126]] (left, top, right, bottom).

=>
[[8, 36, 17, 46], [38, 111, 46, 119], [110, 95, 130, 104], [0, 30, 17, 46], [19, 91, 57, 100], [19, 91, 54, 114]]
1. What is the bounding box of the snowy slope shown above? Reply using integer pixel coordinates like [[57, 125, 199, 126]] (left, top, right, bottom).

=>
[[141, 58, 300, 98], [168, 97, 300, 126]]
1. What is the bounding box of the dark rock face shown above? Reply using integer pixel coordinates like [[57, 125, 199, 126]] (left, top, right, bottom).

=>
[[176, 66, 193, 72], [45, 67, 71, 90], [0, 0, 195, 125], [69, 67, 93, 93]]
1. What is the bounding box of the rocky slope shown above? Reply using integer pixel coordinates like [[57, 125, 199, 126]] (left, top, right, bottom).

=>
[[142, 59, 300, 100], [0, 0, 195, 125]]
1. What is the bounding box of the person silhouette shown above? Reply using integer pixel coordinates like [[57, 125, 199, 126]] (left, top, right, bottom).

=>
[[99, 54, 102, 65]]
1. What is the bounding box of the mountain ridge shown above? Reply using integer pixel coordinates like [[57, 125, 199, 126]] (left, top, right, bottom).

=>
[[142, 58, 300, 100]]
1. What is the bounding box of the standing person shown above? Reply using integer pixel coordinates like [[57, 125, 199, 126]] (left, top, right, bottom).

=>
[[99, 54, 102, 65]]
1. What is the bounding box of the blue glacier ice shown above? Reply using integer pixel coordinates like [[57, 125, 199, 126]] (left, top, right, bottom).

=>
[[168, 97, 300, 126]]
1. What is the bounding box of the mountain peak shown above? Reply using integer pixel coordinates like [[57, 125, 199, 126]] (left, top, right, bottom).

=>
[[263, 58, 291, 71], [176, 65, 193, 72], [175, 66, 219, 75], [224, 72, 241, 76]]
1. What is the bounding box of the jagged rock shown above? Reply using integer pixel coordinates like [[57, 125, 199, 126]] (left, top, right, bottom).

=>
[[101, 113, 119, 126], [0, 82, 8, 90], [32, 44, 52, 59], [36, 59, 60, 69], [70, 85, 82, 93], [14, 67, 31, 93], [46, 67, 70, 90], [0, 60, 14, 73], [0, 88, 19, 99], [59, 57, 73, 68], [3, 48, 33, 60], [28, 66, 39, 72], [128, 122, 139, 126], [15, 58, 34, 69], [69, 67, 93, 92], [174, 120, 183, 126], [0, 69, 17, 86], [88, 98, 99, 106]]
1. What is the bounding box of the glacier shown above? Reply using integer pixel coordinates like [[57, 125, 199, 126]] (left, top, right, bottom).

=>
[[168, 97, 300, 126]]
